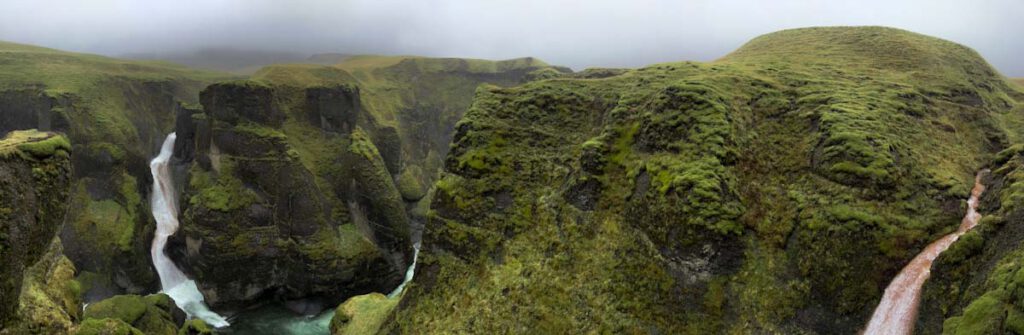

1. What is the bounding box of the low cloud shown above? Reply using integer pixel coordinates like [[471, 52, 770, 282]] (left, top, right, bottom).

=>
[[1, 0, 1021, 75]]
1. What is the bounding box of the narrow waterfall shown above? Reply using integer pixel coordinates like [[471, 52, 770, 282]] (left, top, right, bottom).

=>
[[387, 243, 421, 298], [150, 133, 230, 328], [863, 170, 989, 335]]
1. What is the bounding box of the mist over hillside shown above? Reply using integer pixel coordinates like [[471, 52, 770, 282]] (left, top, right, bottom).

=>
[[2, 0, 1022, 76], [120, 49, 342, 74]]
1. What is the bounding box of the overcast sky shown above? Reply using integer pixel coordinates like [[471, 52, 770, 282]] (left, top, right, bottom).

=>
[[1, 0, 1021, 75]]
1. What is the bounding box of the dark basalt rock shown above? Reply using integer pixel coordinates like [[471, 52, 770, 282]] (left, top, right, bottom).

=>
[[169, 83, 406, 310], [304, 85, 360, 133], [0, 88, 71, 134], [199, 80, 283, 127], [0, 131, 73, 329]]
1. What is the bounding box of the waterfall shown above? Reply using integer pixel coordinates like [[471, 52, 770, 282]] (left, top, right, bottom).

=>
[[150, 133, 230, 328], [863, 170, 989, 335], [387, 243, 421, 299]]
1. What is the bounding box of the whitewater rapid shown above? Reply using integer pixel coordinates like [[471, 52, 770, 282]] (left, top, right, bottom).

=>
[[150, 133, 230, 327], [863, 170, 988, 335]]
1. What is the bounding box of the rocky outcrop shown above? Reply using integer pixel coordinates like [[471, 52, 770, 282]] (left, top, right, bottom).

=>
[[0, 130, 75, 332], [77, 294, 185, 335], [169, 81, 406, 310], [0, 88, 71, 134], [329, 293, 397, 335], [305, 84, 360, 133]]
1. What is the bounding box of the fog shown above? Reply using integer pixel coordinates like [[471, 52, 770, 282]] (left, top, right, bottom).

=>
[[1, 0, 1021, 75]]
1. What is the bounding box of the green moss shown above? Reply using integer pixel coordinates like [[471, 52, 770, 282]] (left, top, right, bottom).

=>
[[348, 127, 383, 161], [15, 133, 71, 159], [0, 130, 70, 160], [14, 241, 82, 333], [178, 319, 213, 335], [330, 293, 398, 335], [73, 318, 145, 335], [83, 294, 180, 335], [74, 194, 136, 252], [234, 121, 287, 139], [397, 165, 427, 201], [190, 173, 258, 212], [943, 292, 1006, 334], [84, 295, 148, 323]]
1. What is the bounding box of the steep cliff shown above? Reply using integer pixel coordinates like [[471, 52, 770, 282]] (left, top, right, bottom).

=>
[[168, 56, 562, 312], [382, 27, 1023, 334], [0, 130, 76, 333]]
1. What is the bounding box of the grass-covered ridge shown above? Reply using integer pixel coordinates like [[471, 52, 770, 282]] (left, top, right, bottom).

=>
[[384, 26, 1024, 334], [0, 130, 70, 160]]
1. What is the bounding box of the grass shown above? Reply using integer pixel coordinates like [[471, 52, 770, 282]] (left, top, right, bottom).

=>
[[0, 130, 70, 160]]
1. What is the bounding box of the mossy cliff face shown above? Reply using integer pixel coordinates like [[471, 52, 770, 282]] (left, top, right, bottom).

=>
[[917, 144, 1024, 334], [385, 27, 1023, 334], [0, 41, 236, 299], [170, 80, 403, 309], [0, 130, 78, 333], [254, 57, 565, 208], [165, 57, 564, 310]]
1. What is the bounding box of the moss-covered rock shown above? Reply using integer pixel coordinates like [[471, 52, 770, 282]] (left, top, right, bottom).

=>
[[82, 293, 184, 335], [177, 319, 213, 335], [397, 165, 427, 201], [329, 293, 398, 335], [171, 82, 404, 310], [72, 318, 144, 335], [347, 127, 413, 260], [0, 130, 73, 330], [7, 238, 82, 334]]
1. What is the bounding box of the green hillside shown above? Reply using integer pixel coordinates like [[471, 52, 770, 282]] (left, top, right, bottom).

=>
[[382, 26, 1024, 334]]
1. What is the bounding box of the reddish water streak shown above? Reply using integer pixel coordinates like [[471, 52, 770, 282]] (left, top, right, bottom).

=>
[[863, 170, 988, 335]]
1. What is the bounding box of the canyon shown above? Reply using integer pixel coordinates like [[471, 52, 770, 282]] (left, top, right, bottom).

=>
[[0, 26, 1023, 334]]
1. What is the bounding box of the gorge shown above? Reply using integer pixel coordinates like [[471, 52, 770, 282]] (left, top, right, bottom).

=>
[[0, 25, 1022, 335]]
